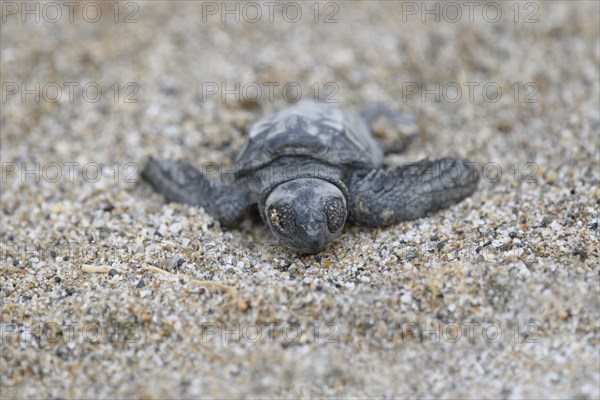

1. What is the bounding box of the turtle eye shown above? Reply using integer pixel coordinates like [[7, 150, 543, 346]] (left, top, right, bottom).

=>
[[268, 203, 296, 237], [325, 197, 346, 233]]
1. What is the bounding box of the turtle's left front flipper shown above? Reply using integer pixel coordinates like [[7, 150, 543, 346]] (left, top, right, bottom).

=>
[[142, 157, 253, 227], [347, 157, 479, 227]]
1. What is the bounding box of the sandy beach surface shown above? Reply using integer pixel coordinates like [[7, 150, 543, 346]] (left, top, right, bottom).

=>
[[1, 1, 599, 398]]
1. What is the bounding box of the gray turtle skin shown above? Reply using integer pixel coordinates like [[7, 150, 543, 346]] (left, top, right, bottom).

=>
[[142, 101, 479, 254]]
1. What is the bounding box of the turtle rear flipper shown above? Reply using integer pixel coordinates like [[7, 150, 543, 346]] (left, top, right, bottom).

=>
[[142, 157, 253, 228], [360, 103, 419, 155], [347, 157, 479, 227]]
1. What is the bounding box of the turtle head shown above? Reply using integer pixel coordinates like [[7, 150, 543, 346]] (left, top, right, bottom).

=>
[[265, 178, 347, 254]]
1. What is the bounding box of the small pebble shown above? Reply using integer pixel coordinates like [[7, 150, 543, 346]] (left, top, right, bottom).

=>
[[165, 256, 179, 271], [400, 293, 412, 303]]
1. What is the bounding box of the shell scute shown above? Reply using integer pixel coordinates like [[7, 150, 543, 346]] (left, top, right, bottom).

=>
[[235, 102, 383, 172]]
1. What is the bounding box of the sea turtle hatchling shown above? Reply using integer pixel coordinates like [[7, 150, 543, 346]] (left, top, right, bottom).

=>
[[142, 101, 479, 254]]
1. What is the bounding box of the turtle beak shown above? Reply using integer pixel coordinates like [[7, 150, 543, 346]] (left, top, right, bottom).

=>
[[304, 233, 326, 253], [296, 211, 328, 254]]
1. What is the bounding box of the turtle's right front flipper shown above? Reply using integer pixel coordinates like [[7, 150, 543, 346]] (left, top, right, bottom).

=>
[[142, 157, 253, 227]]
